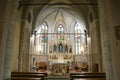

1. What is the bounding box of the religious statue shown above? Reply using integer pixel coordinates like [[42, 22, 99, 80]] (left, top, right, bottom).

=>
[[49, 45, 52, 53], [69, 45, 72, 53], [58, 43, 63, 53], [32, 57, 38, 72], [65, 44, 68, 53], [53, 44, 57, 53]]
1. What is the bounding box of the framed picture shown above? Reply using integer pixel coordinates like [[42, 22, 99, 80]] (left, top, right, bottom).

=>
[[114, 25, 120, 47]]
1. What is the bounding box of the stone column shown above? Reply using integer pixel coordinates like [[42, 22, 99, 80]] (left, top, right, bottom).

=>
[[18, 17, 26, 72], [19, 20, 30, 72], [94, 19, 103, 72], [0, 0, 18, 79], [11, 6, 22, 72], [0, 0, 8, 78], [22, 28, 30, 72], [18, 6, 31, 71], [90, 19, 102, 72], [99, 0, 114, 80]]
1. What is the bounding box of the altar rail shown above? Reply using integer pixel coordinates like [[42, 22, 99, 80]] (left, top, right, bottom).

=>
[[70, 72, 106, 80], [10, 72, 47, 80]]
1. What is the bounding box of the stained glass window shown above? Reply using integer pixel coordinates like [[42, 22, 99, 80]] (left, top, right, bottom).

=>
[[57, 24, 64, 53], [57, 24, 64, 34], [40, 22, 48, 54], [74, 23, 81, 54], [57, 24, 64, 41]]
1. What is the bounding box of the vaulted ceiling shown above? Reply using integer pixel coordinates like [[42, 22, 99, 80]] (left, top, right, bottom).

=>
[[20, 0, 98, 32]]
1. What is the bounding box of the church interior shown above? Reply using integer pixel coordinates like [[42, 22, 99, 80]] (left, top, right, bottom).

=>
[[0, 0, 120, 80]]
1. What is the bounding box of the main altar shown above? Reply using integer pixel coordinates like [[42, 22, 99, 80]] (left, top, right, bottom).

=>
[[29, 23, 89, 73], [30, 52, 88, 74]]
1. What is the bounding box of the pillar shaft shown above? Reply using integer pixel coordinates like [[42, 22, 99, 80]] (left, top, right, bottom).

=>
[[19, 26, 30, 72], [0, 1, 10, 79], [0, 0, 17, 79], [99, 0, 114, 80], [90, 19, 102, 72]]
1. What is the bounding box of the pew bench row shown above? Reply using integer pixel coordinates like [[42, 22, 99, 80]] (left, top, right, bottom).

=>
[[70, 72, 106, 80], [10, 72, 47, 80], [10, 72, 106, 80]]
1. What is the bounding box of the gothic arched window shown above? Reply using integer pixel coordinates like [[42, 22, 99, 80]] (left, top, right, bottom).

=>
[[57, 24, 64, 34], [40, 22, 48, 54], [57, 24, 64, 41], [57, 24, 64, 53], [74, 23, 81, 54]]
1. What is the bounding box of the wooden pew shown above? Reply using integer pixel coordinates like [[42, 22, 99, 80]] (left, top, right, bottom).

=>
[[11, 72, 47, 80], [11, 72, 47, 77], [10, 77, 41, 80], [70, 72, 106, 80]]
